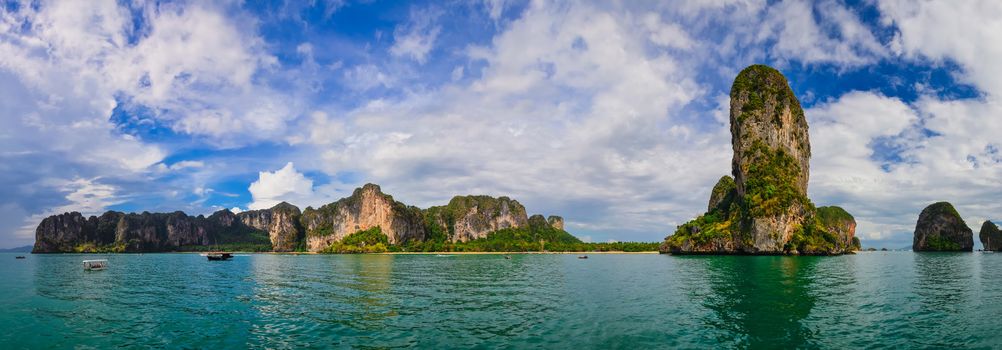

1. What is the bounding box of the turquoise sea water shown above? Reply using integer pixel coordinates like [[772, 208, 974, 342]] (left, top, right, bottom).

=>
[[2, 252, 1002, 349]]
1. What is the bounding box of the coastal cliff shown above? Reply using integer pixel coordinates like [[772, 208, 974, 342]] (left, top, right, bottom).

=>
[[912, 202, 973, 251], [660, 64, 856, 255], [981, 221, 1002, 251], [33, 208, 268, 253], [237, 202, 303, 252], [301, 184, 425, 252], [32, 181, 590, 253], [423, 195, 529, 242]]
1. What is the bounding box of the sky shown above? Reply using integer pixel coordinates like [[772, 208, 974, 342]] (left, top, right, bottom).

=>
[[1, 0, 1000, 249]]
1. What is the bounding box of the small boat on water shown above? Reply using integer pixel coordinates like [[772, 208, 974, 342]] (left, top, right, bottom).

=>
[[206, 253, 233, 261], [83, 259, 108, 271], [578, 255, 588, 259], [504, 255, 512, 259], [15, 256, 25, 259]]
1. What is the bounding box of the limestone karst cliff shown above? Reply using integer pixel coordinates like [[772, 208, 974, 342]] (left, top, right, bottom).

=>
[[301, 184, 426, 252], [423, 195, 529, 242], [33, 208, 267, 253], [34, 183, 575, 253], [981, 221, 1002, 251], [237, 202, 303, 252], [912, 202, 973, 252], [660, 64, 855, 255]]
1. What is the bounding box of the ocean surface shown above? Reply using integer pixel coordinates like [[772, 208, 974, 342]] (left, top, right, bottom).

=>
[[2, 252, 1002, 349]]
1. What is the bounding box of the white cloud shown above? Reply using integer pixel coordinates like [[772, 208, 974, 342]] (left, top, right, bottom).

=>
[[760, 0, 886, 66], [879, 0, 1002, 95], [302, 1, 727, 239], [13, 178, 124, 241], [343, 64, 394, 91], [248, 162, 316, 210], [389, 7, 442, 64]]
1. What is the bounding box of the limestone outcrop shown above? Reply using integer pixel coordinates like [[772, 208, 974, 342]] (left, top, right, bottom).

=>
[[237, 202, 303, 252], [912, 202, 973, 251], [981, 221, 1002, 251], [32, 209, 266, 253], [661, 65, 854, 255], [33, 183, 572, 253], [301, 184, 425, 251], [424, 195, 529, 242]]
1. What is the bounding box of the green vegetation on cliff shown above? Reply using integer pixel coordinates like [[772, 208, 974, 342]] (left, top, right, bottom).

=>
[[731, 64, 804, 127], [321, 227, 390, 253], [816, 206, 854, 228], [924, 202, 966, 226], [923, 235, 962, 251], [316, 223, 658, 253], [742, 141, 811, 218]]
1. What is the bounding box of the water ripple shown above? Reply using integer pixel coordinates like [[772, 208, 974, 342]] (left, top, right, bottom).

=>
[[2, 252, 1002, 348]]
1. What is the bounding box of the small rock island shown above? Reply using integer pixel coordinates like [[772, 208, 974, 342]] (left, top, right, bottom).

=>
[[981, 221, 1002, 251], [660, 64, 857, 255], [912, 202, 973, 252]]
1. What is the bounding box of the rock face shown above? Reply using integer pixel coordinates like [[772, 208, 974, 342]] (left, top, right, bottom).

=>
[[661, 65, 853, 255], [981, 221, 1002, 251], [301, 184, 425, 251], [547, 216, 565, 231], [33, 212, 93, 253], [32, 209, 266, 253], [707, 176, 737, 213], [237, 202, 303, 252], [730, 65, 812, 252], [912, 202, 973, 252], [33, 183, 572, 253], [424, 195, 529, 242], [815, 206, 857, 253]]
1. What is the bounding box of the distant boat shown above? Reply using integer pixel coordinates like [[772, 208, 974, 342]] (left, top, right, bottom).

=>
[[578, 255, 588, 259], [83, 259, 108, 271], [504, 255, 512, 259], [15, 256, 25, 259], [206, 253, 233, 261]]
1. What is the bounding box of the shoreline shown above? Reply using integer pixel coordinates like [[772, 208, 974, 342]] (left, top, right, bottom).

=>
[[29, 250, 660, 255], [382, 251, 659, 255]]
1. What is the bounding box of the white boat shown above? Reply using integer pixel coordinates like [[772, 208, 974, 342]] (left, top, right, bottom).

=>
[[83, 259, 108, 271]]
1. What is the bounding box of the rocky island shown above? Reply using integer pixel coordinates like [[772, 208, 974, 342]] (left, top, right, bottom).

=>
[[981, 220, 1002, 251], [912, 202, 973, 251], [33, 184, 656, 253], [660, 64, 858, 255]]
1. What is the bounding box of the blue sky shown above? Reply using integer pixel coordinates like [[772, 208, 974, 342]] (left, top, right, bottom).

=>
[[1, 0, 1000, 249]]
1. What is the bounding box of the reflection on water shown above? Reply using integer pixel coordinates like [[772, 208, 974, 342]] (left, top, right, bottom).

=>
[[683, 256, 819, 348], [3, 252, 1002, 348]]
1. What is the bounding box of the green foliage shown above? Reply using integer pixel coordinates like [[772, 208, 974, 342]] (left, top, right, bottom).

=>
[[731, 64, 802, 127], [709, 176, 737, 212], [786, 218, 840, 254], [816, 206, 854, 227], [72, 242, 127, 253], [742, 141, 811, 218], [321, 227, 390, 254], [924, 235, 962, 251], [924, 202, 966, 226], [851, 237, 861, 250]]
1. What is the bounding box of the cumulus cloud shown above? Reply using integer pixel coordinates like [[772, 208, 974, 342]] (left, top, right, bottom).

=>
[[4, 0, 1001, 250], [248, 162, 316, 210]]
